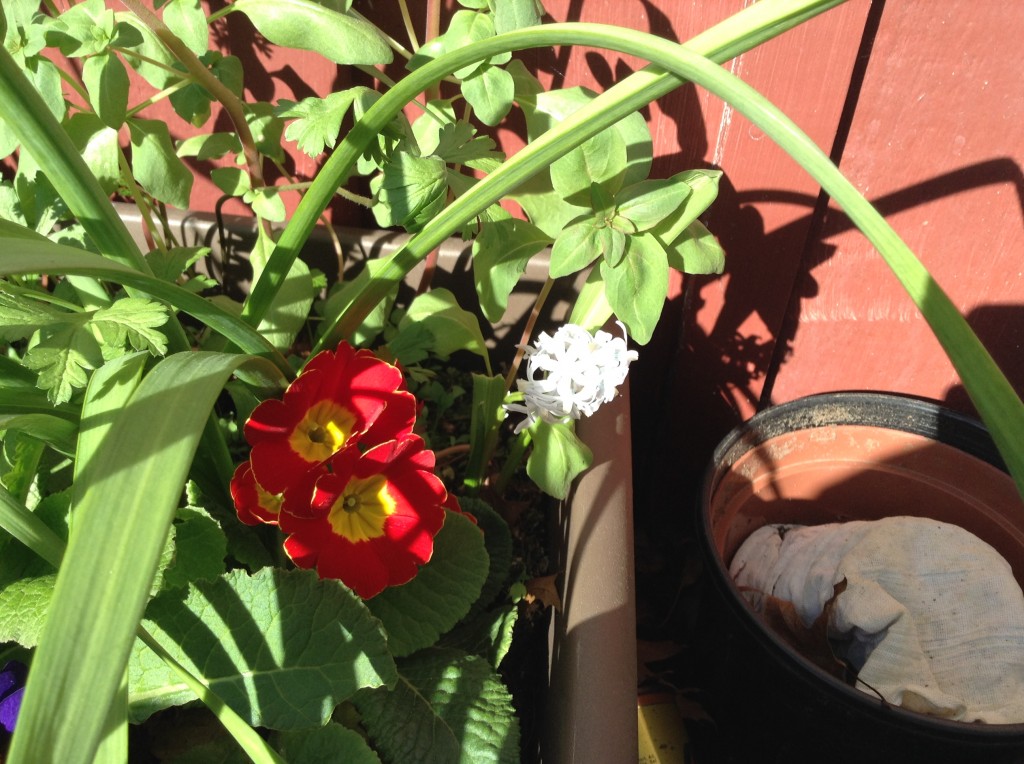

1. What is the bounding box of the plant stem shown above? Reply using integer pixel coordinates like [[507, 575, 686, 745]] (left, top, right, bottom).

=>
[[118, 0, 267, 196], [503, 277, 554, 392]]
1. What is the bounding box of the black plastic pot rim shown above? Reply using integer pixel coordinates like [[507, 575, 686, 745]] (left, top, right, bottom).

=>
[[700, 390, 1024, 741]]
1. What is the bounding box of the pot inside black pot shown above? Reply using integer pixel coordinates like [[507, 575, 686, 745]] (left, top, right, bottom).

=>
[[695, 392, 1024, 764]]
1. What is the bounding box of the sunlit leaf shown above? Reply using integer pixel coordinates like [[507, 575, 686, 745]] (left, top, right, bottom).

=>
[[232, 0, 392, 65]]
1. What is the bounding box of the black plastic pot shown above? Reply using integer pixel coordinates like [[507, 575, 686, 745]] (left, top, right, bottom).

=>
[[696, 392, 1024, 763]]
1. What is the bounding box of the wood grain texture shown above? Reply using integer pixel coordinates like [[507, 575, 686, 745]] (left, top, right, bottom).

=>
[[767, 2, 1024, 415]]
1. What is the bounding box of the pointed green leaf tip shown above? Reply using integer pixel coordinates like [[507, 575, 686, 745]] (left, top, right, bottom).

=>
[[232, 0, 393, 66], [128, 567, 397, 729]]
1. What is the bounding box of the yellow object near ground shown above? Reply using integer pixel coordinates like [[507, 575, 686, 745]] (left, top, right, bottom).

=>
[[638, 693, 692, 764]]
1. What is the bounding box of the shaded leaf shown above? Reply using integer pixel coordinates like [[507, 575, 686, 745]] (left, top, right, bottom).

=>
[[526, 421, 593, 500], [128, 567, 397, 728], [392, 288, 489, 365], [366, 510, 489, 657], [128, 118, 194, 209], [354, 647, 519, 764], [524, 573, 561, 611], [23, 323, 103, 405], [82, 51, 128, 130], [472, 217, 551, 322], [277, 723, 382, 763]]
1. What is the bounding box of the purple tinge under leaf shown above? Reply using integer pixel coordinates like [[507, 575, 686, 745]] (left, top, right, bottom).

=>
[[0, 660, 27, 736]]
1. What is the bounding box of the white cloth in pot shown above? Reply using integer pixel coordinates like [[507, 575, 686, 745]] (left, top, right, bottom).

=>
[[730, 516, 1024, 723]]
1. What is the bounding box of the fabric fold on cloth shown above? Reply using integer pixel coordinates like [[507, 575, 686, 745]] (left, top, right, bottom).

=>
[[730, 516, 1024, 723]]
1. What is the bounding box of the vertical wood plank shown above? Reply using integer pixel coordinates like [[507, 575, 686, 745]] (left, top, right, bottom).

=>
[[768, 2, 1024, 414]]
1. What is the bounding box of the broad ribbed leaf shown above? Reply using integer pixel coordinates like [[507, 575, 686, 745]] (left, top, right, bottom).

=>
[[232, 0, 392, 65], [159, 507, 227, 590], [0, 574, 56, 647], [366, 511, 488, 657], [355, 647, 519, 764], [129, 567, 397, 729], [277, 724, 383, 763]]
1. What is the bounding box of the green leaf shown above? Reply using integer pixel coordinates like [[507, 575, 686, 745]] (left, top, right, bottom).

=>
[[231, 0, 392, 65], [127, 118, 194, 209], [601, 232, 669, 345], [365, 510, 488, 657], [129, 567, 397, 728], [462, 373, 506, 491], [91, 297, 170, 356], [318, 259, 397, 347], [472, 216, 550, 322], [277, 724, 383, 764], [158, 506, 227, 590], [461, 64, 514, 126], [8, 352, 269, 764], [162, 0, 209, 56], [0, 414, 77, 456], [440, 602, 518, 669], [114, 11, 181, 89], [549, 218, 604, 279], [354, 647, 519, 764], [0, 574, 56, 648], [392, 288, 489, 366], [650, 169, 722, 245], [246, 186, 287, 222], [372, 151, 448, 232], [251, 246, 315, 352], [23, 323, 103, 405], [526, 420, 593, 500], [549, 117, 627, 204], [277, 90, 357, 157], [64, 114, 120, 194], [0, 285, 68, 341], [81, 51, 129, 130], [458, 497, 512, 616], [492, 0, 544, 34], [0, 486, 67, 581], [46, 0, 113, 57], [667, 219, 726, 275], [175, 131, 242, 161], [211, 166, 250, 196], [615, 177, 690, 232]]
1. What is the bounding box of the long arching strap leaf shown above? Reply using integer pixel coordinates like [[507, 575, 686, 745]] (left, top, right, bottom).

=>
[[6, 352, 265, 764], [0, 237, 292, 376]]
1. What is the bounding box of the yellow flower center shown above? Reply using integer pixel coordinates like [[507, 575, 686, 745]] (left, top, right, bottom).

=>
[[288, 400, 357, 463], [327, 475, 396, 543], [255, 482, 283, 518]]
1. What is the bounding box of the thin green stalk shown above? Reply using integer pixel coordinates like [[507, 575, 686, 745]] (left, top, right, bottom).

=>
[[119, 0, 267, 192], [136, 628, 286, 764]]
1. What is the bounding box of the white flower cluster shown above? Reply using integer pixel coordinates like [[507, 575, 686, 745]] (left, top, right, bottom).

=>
[[504, 322, 639, 434]]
